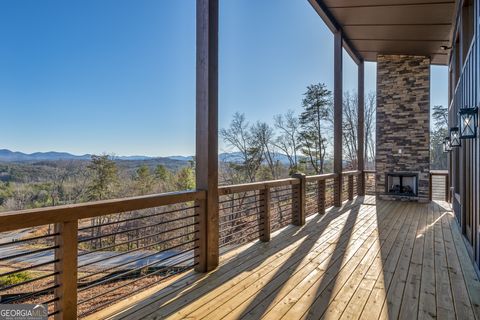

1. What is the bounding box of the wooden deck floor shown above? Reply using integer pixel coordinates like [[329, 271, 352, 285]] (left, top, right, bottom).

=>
[[91, 196, 480, 320]]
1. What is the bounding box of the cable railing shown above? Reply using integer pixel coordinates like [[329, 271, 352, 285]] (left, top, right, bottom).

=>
[[218, 178, 300, 247], [0, 190, 205, 318], [0, 171, 366, 318]]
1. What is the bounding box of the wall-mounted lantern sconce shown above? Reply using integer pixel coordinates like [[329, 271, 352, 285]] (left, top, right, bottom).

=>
[[459, 107, 478, 139], [450, 127, 461, 147], [443, 137, 452, 153]]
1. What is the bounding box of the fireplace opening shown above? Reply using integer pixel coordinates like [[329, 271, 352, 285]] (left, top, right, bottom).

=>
[[386, 173, 418, 197]]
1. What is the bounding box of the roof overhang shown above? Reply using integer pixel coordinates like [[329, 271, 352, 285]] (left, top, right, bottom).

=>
[[309, 0, 458, 65]]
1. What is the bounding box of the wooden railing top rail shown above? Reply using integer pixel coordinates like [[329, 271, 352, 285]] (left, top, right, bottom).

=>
[[430, 170, 449, 175], [342, 170, 361, 176], [305, 173, 338, 182], [363, 169, 376, 173], [0, 190, 205, 233], [218, 178, 299, 196]]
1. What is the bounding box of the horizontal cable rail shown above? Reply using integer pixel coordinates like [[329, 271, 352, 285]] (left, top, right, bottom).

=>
[[0, 224, 59, 317], [219, 189, 264, 249], [0, 172, 367, 318], [0, 190, 204, 318]]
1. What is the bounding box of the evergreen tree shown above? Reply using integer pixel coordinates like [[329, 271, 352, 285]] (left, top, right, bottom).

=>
[[86, 155, 119, 201], [155, 164, 168, 180], [298, 83, 332, 174], [134, 165, 154, 195], [175, 167, 195, 190]]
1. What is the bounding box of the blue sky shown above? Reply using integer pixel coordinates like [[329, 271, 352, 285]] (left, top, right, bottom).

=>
[[0, 0, 447, 157]]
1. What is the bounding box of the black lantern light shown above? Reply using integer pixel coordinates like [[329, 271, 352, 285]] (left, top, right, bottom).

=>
[[458, 107, 478, 139], [450, 127, 461, 147], [443, 137, 452, 153]]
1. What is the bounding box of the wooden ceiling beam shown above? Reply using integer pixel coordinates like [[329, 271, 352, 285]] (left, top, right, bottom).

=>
[[308, 0, 363, 64]]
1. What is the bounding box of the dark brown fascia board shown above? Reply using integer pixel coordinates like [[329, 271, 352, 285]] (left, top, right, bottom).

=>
[[308, 0, 363, 64], [328, 1, 455, 9], [350, 38, 450, 42], [343, 23, 452, 26]]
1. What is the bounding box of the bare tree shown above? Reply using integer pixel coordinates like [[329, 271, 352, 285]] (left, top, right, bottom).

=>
[[273, 110, 301, 173], [364, 92, 376, 169], [343, 91, 358, 169], [220, 113, 263, 182], [251, 121, 279, 179]]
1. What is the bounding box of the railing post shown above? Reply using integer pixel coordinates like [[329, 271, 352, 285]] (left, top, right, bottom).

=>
[[292, 173, 306, 226], [54, 221, 78, 320], [317, 179, 326, 215], [334, 174, 342, 207], [445, 174, 450, 202], [348, 175, 354, 200], [259, 187, 271, 242], [195, 196, 207, 271], [429, 173, 432, 201]]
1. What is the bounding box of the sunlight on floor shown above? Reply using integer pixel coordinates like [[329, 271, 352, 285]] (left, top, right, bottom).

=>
[[417, 212, 449, 239]]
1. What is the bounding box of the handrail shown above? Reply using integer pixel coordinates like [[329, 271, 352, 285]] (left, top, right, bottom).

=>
[[342, 170, 361, 176], [430, 170, 448, 176], [218, 178, 299, 196], [0, 190, 205, 233], [363, 169, 376, 173], [305, 173, 338, 182]]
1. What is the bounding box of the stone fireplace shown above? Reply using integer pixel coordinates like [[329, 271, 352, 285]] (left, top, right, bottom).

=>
[[376, 55, 430, 202]]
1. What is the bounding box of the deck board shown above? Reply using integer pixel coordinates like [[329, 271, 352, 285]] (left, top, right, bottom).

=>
[[89, 197, 480, 320]]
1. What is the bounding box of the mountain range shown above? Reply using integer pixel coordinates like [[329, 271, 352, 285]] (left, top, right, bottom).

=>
[[0, 149, 292, 165]]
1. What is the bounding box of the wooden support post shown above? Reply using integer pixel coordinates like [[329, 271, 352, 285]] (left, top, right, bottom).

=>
[[348, 175, 354, 201], [333, 31, 343, 207], [54, 221, 78, 320], [429, 173, 433, 201], [357, 61, 365, 196], [195, 0, 219, 272], [292, 173, 306, 226], [260, 187, 271, 242], [317, 179, 326, 215], [445, 174, 450, 202]]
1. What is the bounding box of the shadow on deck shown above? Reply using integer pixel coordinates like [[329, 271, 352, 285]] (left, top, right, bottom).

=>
[[88, 196, 480, 320]]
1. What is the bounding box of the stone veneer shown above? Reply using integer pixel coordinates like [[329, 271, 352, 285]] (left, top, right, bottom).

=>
[[376, 55, 430, 201]]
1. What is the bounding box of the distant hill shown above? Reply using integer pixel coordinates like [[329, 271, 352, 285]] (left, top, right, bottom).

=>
[[0, 149, 291, 166], [167, 156, 194, 162], [0, 149, 92, 162], [0, 149, 173, 162]]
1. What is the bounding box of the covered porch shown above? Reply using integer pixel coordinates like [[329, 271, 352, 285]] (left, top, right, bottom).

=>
[[1, 1, 476, 319], [89, 196, 480, 320]]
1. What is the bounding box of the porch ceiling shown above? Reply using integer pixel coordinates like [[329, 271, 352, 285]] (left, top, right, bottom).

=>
[[310, 0, 457, 65]]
